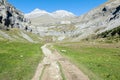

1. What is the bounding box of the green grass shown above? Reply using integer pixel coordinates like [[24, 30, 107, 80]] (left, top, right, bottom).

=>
[[0, 41, 43, 80], [0, 28, 42, 42], [54, 42, 120, 80], [3, 28, 28, 42]]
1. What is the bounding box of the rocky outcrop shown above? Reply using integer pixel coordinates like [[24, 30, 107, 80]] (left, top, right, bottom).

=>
[[0, 0, 31, 31]]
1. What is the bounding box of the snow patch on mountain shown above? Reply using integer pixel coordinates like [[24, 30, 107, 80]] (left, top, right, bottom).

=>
[[25, 8, 76, 18], [25, 8, 50, 18], [52, 10, 75, 18]]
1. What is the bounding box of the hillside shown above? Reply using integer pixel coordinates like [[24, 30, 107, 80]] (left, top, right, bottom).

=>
[[25, 0, 120, 41], [0, 28, 42, 42], [95, 26, 120, 42], [98, 26, 120, 38]]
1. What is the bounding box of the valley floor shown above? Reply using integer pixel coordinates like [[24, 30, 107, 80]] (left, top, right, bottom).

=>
[[0, 41, 43, 80], [54, 42, 120, 80], [0, 41, 120, 80]]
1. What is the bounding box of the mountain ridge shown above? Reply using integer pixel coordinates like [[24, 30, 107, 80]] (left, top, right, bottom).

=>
[[27, 0, 120, 41], [25, 8, 76, 18]]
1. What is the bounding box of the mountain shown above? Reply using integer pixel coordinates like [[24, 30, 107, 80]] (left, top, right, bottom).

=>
[[51, 10, 75, 18], [25, 8, 76, 25], [25, 8, 50, 18], [25, 8, 76, 19], [1, 0, 120, 42], [70, 0, 120, 40], [27, 0, 120, 41]]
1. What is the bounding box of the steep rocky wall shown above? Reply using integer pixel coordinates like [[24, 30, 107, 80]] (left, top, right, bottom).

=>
[[0, 0, 31, 31], [70, 0, 120, 40]]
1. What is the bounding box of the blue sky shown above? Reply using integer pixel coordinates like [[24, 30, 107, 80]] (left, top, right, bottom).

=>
[[8, 0, 107, 16]]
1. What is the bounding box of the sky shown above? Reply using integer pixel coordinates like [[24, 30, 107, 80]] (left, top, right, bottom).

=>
[[8, 0, 107, 16]]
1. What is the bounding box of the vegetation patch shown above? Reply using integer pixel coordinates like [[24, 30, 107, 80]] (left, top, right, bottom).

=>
[[54, 42, 120, 80], [0, 41, 43, 80], [97, 26, 120, 42]]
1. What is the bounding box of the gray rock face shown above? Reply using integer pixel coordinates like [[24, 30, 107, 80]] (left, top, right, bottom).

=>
[[70, 0, 120, 40], [0, 0, 31, 31]]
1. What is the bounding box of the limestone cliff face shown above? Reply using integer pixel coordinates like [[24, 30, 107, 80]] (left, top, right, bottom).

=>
[[71, 0, 120, 40], [0, 0, 31, 31]]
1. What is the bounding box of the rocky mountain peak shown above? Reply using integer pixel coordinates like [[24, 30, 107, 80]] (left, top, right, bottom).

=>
[[25, 8, 76, 19], [52, 10, 76, 18], [30, 8, 48, 14], [25, 8, 50, 18]]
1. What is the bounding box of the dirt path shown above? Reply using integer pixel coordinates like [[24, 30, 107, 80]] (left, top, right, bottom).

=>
[[54, 50, 89, 80], [32, 44, 62, 80], [32, 44, 89, 80]]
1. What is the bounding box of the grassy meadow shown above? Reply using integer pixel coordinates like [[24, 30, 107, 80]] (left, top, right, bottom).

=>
[[0, 41, 43, 80], [54, 42, 120, 80]]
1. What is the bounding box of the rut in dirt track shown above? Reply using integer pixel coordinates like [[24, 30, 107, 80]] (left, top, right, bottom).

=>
[[32, 44, 89, 80]]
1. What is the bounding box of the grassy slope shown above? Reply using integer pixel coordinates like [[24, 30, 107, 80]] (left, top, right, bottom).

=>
[[55, 42, 120, 80], [98, 26, 120, 38], [0, 28, 41, 42], [84, 26, 120, 43], [96, 26, 120, 43], [0, 41, 43, 80]]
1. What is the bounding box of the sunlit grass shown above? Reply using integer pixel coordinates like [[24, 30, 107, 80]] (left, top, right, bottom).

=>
[[55, 42, 120, 80], [0, 41, 43, 80]]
